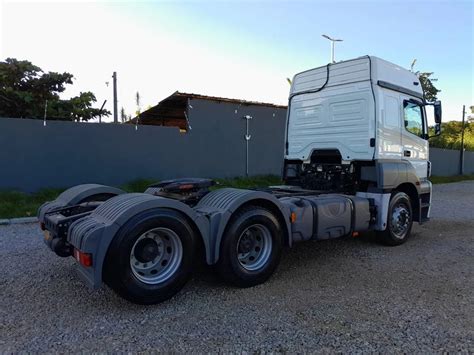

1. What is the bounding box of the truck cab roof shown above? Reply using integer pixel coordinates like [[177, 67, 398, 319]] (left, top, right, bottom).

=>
[[290, 55, 423, 100], [286, 55, 427, 163]]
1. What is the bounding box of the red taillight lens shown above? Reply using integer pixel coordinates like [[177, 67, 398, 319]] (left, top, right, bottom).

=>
[[179, 184, 194, 190], [81, 253, 93, 267], [40, 222, 46, 231], [74, 249, 93, 267]]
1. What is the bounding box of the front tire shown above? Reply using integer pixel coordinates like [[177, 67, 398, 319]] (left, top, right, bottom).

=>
[[217, 206, 283, 288], [103, 209, 197, 305], [377, 191, 413, 246]]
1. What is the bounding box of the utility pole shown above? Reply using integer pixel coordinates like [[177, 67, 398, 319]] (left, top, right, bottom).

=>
[[112, 72, 118, 124], [459, 105, 466, 175], [322, 34, 343, 63]]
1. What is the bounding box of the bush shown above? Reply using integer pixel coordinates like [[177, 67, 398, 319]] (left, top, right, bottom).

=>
[[429, 121, 473, 151]]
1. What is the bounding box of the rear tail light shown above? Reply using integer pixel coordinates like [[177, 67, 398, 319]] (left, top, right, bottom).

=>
[[74, 249, 93, 267], [39, 222, 46, 231], [179, 184, 195, 190]]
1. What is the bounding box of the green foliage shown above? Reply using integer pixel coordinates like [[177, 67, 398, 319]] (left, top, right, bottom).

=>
[[0, 188, 65, 219], [417, 72, 440, 103], [0, 58, 110, 121], [429, 121, 473, 151]]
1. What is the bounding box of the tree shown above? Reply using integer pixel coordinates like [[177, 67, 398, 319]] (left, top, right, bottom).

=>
[[410, 59, 441, 103], [0, 58, 110, 121], [429, 121, 474, 151], [417, 72, 440, 103], [120, 106, 131, 123], [134, 91, 141, 126], [135, 91, 141, 116]]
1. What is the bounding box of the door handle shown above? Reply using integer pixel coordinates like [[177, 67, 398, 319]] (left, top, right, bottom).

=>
[[404, 150, 411, 157]]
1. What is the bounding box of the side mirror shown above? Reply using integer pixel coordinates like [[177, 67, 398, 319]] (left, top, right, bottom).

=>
[[428, 123, 441, 139], [434, 100, 442, 124]]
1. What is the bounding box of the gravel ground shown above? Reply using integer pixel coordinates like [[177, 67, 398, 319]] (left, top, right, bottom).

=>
[[1, 181, 473, 352]]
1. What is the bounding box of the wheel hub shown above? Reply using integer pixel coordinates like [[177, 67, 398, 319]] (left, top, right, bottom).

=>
[[238, 232, 255, 254], [130, 228, 183, 285], [134, 238, 160, 263], [390, 204, 410, 238], [236, 224, 272, 271]]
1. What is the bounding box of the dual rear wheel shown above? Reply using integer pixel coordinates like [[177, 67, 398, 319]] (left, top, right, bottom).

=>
[[216, 206, 283, 288], [103, 206, 283, 304], [103, 209, 197, 305]]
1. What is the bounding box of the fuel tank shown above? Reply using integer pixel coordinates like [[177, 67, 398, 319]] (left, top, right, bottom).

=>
[[280, 194, 371, 243]]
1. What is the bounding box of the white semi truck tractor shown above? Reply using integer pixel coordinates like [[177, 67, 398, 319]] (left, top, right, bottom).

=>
[[38, 56, 442, 304]]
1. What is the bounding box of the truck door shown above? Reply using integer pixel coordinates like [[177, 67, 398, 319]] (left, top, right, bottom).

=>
[[401, 97, 429, 179]]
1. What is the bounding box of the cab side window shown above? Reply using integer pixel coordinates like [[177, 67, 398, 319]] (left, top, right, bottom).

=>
[[403, 101, 424, 138]]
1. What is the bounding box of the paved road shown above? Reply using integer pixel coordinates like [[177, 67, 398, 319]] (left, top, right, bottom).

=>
[[1, 182, 473, 352]]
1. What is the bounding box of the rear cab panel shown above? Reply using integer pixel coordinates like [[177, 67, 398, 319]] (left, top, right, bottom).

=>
[[287, 56, 376, 162]]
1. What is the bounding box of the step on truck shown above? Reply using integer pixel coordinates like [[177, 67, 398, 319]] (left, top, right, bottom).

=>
[[38, 56, 442, 304]]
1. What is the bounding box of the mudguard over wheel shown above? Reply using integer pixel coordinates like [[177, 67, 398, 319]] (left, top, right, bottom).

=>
[[377, 191, 413, 246], [103, 209, 197, 305], [38, 183, 124, 221], [216, 206, 283, 288]]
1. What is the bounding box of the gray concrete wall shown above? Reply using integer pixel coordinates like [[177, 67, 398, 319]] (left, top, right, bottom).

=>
[[0, 98, 287, 192], [1, 102, 472, 192], [463, 149, 474, 175], [430, 147, 474, 176], [430, 148, 461, 176]]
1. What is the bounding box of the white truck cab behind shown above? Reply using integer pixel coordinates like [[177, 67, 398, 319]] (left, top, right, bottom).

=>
[[284, 55, 442, 225], [287, 55, 430, 177]]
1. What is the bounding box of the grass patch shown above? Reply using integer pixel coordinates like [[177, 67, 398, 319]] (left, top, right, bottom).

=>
[[429, 174, 474, 184], [0, 175, 282, 219], [121, 179, 157, 193], [214, 175, 282, 189], [4, 173, 469, 219], [0, 188, 64, 219]]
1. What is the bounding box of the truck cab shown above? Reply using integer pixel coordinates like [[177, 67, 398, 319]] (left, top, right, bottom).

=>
[[284, 55, 442, 224]]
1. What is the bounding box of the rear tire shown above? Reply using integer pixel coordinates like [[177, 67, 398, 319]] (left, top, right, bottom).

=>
[[216, 206, 283, 288], [376, 191, 413, 246], [103, 209, 197, 305]]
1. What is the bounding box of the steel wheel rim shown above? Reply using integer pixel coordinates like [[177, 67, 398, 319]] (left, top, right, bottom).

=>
[[130, 227, 183, 284], [390, 202, 411, 239], [236, 224, 272, 271]]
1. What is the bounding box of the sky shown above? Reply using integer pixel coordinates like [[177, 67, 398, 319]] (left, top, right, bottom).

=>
[[1, 0, 473, 123]]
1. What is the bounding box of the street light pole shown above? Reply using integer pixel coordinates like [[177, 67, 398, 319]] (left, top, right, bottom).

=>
[[322, 34, 343, 63], [330, 41, 335, 63]]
